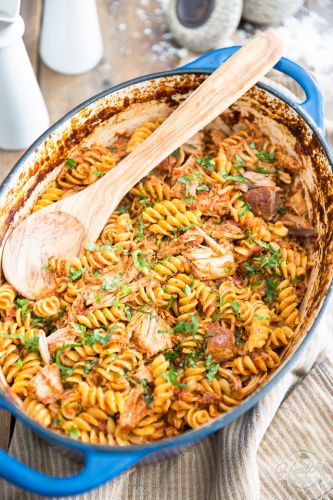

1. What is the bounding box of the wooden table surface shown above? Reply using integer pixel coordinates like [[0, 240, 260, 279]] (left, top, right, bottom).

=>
[[0, 0, 332, 453]]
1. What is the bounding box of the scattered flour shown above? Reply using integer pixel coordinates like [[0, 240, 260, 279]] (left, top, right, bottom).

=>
[[109, 1, 332, 122]]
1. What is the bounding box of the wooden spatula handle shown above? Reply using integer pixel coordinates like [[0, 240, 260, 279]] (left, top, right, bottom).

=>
[[57, 32, 283, 240]]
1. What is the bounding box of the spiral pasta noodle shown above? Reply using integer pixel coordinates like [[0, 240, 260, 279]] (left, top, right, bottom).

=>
[[0, 117, 312, 445]]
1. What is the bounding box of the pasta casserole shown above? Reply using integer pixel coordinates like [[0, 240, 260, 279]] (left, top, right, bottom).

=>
[[0, 116, 316, 445]]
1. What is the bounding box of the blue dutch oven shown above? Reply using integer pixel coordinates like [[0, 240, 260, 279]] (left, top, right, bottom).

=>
[[0, 46, 332, 497]]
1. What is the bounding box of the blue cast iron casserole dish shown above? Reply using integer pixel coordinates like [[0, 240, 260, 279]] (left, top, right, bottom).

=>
[[0, 47, 332, 497]]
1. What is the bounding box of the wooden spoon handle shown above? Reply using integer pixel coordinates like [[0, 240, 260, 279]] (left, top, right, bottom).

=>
[[58, 32, 283, 240]]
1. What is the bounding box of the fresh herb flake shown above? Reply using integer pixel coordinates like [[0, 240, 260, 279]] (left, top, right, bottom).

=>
[[68, 267, 87, 282], [65, 158, 76, 170]]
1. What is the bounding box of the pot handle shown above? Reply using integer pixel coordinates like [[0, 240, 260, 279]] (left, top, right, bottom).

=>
[[180, 47, 325, 133], [0, 398, 149, 497]]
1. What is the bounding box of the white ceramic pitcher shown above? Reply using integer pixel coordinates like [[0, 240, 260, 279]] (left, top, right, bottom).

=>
[[0, 1, 49, 150], [40, 0, 103, 75]]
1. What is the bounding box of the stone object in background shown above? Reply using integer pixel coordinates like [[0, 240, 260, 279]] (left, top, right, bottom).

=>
[[243, 0, 304, 25], [168, 0, 243, 53], [40, 0, 103, 75]]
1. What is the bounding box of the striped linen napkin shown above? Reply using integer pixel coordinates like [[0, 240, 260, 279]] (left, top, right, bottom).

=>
[[2, 294, 332, 500]]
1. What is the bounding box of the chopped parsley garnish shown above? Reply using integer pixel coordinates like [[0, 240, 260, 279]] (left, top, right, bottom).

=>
[[211, 311, 221, 322], [265, 276, 279, 302], [102, 274, 123, 291], [139, 197, 152, 207], [65, 158, 76, 170], [243, 262, 258, 276], [278, 207, 286, 215], [250, 276, 264, 289], [181, 350, 203, 370], [95, 293, 102, 304], [136, 304, 157, 317], [162, 366, 187, 388], [70, 323, 119, 346], [2, 332, 39, 352], [138, 378, 153, 405], [68, 267, 87, 282], [239, 202, 251, 217], [83, 358, 98, 376], [196, 184, 210, 192], [254, 245, 282, 270], [118, 204, 131, 214], [120, 285, 132, 296], [94, 169, 106, 177], [172, 224, 194, 235], [222, 173, 245, 183], [230, 300, 239, 315], [16, 359, 23, 368], [67, 424, 80, 440], [132, 250, 149, 273], [197, 156, 215, 171], [244, 229, 253, 244], [137, 217, 145, 241], [233, 154, 245, 169], [93, 270, 101, 277], [124, 306, 132, 321], [85, 241, 96, 251], [166, 295, 177, 309], [254, 314, 271, 321], [256, 166, 272, 175], [175, 315, 199, 334], [15, 298, 30, 320], [55, 342, 82, 377], [205, 353, 219, 381], [178, 176, 194, 204], [249, 142, 256, 149], [184, 284, 192, 296], [171, 148, 180, 158], [256, 150, 276, 162], [165, 350, 179, 363]]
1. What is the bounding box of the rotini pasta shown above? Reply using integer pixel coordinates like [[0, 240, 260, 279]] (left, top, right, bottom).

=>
[[0, 118, 314, 445]]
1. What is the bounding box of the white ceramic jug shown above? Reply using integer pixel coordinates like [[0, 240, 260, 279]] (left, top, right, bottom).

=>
[[0, 4, 49, 150], [40, 0, 103, 75]]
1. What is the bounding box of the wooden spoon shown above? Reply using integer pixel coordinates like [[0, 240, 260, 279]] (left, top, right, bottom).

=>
[[2, 32, 283, 299]]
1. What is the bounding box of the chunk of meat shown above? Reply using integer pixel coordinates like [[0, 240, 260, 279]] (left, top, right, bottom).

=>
[[112, 135, 129, 161], [182, 132, 205, 156], [159, 228, 204, 258], [210, 129, 225, 146], [28, 364, 64, 404], [171, 155, 197, 189], [46, 327, 77, 355], [288, 191, 307, 216], [280, 213, 317, 237], [155, 154, 179, 178], [275, 151, 301, 172], [130, 364, 153, 384], [184, 244, 234, 280], [242, 171, 276, 188], [119, 386, 151, 431], [192, 186, 230, 217], [243, 186, 277, 221], [202, 220, 244, 241], [127, 310, 173, 357], [197, 392, 220, 405], [206, 324, 235, 362]]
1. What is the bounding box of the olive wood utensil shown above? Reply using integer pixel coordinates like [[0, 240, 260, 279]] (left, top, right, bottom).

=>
[[2, 32, 283, 298]]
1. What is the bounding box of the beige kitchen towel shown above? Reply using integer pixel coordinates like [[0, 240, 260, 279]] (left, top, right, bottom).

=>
[[2, 300, 332, 500]]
